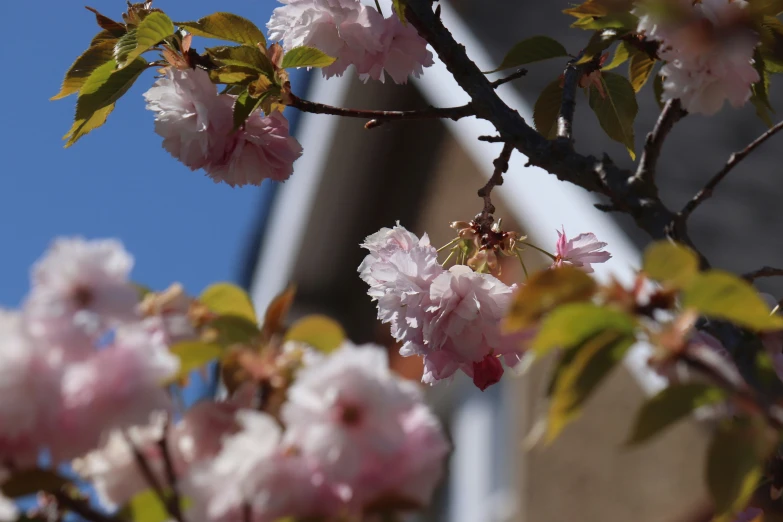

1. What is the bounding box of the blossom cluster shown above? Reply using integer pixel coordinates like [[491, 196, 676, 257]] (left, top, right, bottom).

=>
[[0, 237, 447, 520], [359, 223, 611, 390], [636, 0, 760, 115], [267, 0, 434, 83], [144, 67, 303, 187]]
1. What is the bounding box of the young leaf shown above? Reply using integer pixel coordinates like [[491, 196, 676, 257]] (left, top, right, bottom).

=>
[[281, 46, 337, 69], [626, 383, 725, 445], [121, 489, 169, 522], [169, 341, 223, 380], [207, 315, 261, 347], [285, 314, 346, 353], [570, 12, 638, 31], [707, 421, 767, 519], [261, 286, 296, 338], [85, 6, 126, 36], [531, 302, 635, 357], [118, 11, 175, 67], [207, 45, 274, 75], [504, 266, 597, 332], [65, 56, 149, 147], [486, 36, 568, 73], [602, 41, 631, 70], [642, 241, 700, 288], [1, 469, 70, 498], [628, 47, 656, 92], [90, 29, 121, 47], [588, 71, 638, 159], [233, 89, 264, 129], [52, 40, 117, 100], [750, 50, 774, 128], [176, 13, 267, 48], [392, 0, 407, 23], [547, 329, 634, 441], [564, 0, 612, 18], [533, 80, 564, 139], [683, 270, 783, 331], [199, 282, 257, 323], [208, 65, 260, 85]]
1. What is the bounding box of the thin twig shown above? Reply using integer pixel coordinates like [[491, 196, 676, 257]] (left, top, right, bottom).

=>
[[478, 135, 505, 143], [286, 93, 476, 129], [158, 416, 185, 522], [743, 266, 783, 281], [124, 432, 183, 522], [490, 68, 527, 88], [50, 490, 120, 522], [633, 99, 686, 186], [556, 52, 585, 142], [477, 142, 514, 219], [680, 119, 783, 220]]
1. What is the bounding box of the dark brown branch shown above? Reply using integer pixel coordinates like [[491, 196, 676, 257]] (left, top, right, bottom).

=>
[[50, 491, 121, 522], [402, 0, 690, 251], [633, 99, 686, 186], [490, 68, 527, 88], [158, 416, 184, 522], [286, 93, 476, 129], [743, 266, 783, 281], [124, 432, 183, 522], [478, 135, 505, 143], [557, 53, 585, 142], [680, 119, 783, 220], [478, 142, 514, 219]]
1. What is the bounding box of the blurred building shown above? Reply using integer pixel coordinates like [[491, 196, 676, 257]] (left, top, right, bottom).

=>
[[241, 1, 783, 520]]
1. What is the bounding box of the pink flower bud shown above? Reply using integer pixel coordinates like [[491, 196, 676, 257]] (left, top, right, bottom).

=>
[[472, 354, 504, 391]]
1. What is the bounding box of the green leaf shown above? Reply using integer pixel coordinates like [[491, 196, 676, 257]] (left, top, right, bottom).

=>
[[170, 341, 223, 379], [628, 47, 656, 92], [281, 46, 337, 69], [653, 72, 665, 109], [577, 30, 617, 65], [570, 12, 638, 31], [208, 315, 261, 347], [113, 30, 138, 65], [588, 71, 638, 159], [200, 282, 257, 323], [392, 0, 407, 24], [119, 12, 175, 67], [285, 314, 346, 353], [52, 40, 117, 100], [750, 49, 774, 128], [85, 6, 127, 36], [176, 13, 267, 48], [207, 45, 274, 75], [90, 29, 120, 47], [602, 41, 631, 70], [121, 489, 169, 522], [748, 0, 783, 16], [759, 16, 783, 73], [1, 469, 70, 498], [707, 421, 767, 519], [233, 89, 264, 129], [626, 383, 725, 445], [504, 266, 597, 333], [643, 241, 700, 288], [547, 329, 634, 441], [486, 36, 568, 73], [208, 65, 260, 85], [65, 56, 149, 147], [531, 302, 636, 357], [533, 80, 564, 139], [683, 270, 783, 331]]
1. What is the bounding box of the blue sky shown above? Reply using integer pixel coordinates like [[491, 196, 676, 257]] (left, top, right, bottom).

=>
[[0, 0, 292, 308]]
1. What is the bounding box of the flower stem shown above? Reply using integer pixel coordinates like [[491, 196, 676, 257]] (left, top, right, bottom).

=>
[[519, 241, 557, 261], [374, 0, 383, 15], [515, 250, 529, 280], [437, 237, 460, 253]]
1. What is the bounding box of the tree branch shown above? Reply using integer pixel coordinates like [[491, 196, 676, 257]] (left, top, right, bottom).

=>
[[557, 53, 585, 142], [286, 93, 476, 129], [743, 266, 783, 281], [490, 68, 527, 88], [680, 119, 783, 220], [633, 99, 686, 186], [50, 490, 121, 522], [158, 416, 184, 522], [478, 142, 514, 219], [124, 432, 183, 522]]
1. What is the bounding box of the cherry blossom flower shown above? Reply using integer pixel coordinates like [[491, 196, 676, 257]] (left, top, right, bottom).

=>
[[144, 67, 232, 170], [358, 16, 434, 84], [553, 228, 611, 273], [204, 109, 303, 187], [267, 0, 384, 78], [24, 237, 139, 361], [282, 342, 421, 482], [54, 327, 179, 459], [0, 311, 62, 467], [184, 410, 343, 522], [637, 0, 759, 115], [424, 265, 519, 389]]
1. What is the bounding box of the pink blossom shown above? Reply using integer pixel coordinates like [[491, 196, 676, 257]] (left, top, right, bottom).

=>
[[184, 410, 342, 522], [358, 16, 434, 84], [205, 109, 303, 187], [24, 237, 139, 361], [144, 67, 231, 170], [553, 228, 611, 273], [267, 0, 384, 78], [637, 0, 759, 115], [732, 507, 763, 522], [282, 342, 421, 482], [0, 311, 61, 467], [54, 327, 179, 459]]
